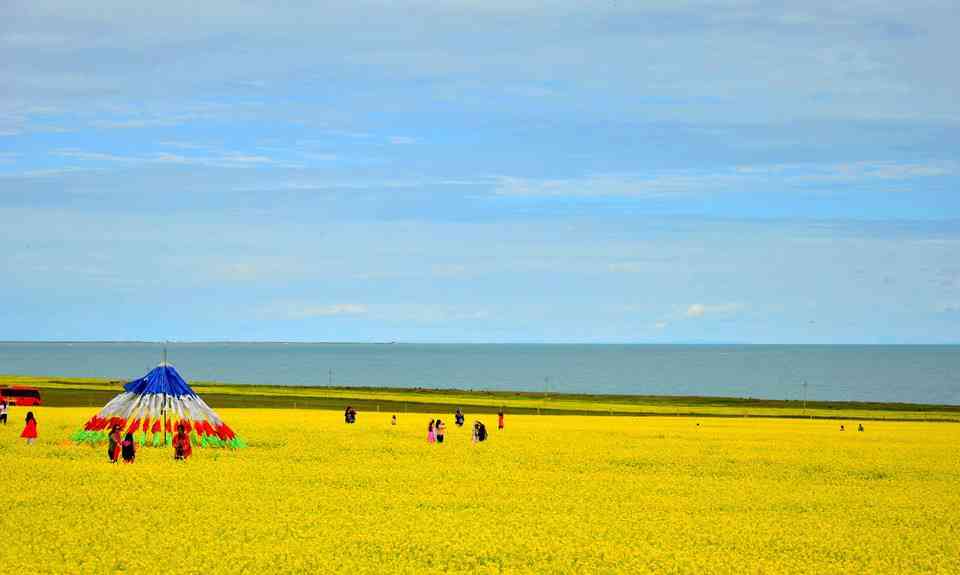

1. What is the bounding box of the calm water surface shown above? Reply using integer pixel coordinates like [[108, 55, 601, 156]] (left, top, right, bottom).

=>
[[0, 343, 957, 405]]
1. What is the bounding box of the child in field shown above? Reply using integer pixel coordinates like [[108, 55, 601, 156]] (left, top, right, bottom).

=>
[[454, 408, 464, 427], [498, 409, 504, 430], [0, 399, 7, 425], [108, 424, 123, 463], [121, 432, 137, 463], [858, 424, 864, 432], [21, 411, 37, 445], [436, 419, 446, 444], [173, 423, 192, 460], [427, 419, 436, 443], [391, 414, 397, 425]]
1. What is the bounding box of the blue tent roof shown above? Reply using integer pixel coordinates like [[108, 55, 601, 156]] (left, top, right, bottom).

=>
[[123, 364, 197, 397]]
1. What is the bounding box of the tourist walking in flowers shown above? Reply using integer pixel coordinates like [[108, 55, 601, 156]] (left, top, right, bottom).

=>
[[498, 409, 504, 430], [121, 431, 137, 463], [108, 424, 123, 463], [173, 423, 192, 460], [436, 418, 446, 443], [427, 419, 436, 443], [454, 408, 464, 427], [21, 411, 37, 445], [0, 399, 8, 425]]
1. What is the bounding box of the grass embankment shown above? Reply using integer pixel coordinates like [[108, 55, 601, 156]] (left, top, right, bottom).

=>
[[3, 374, 958, 422]]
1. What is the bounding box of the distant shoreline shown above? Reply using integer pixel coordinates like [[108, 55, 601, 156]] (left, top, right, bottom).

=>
[[2, 341, 959, 346], [5, 374, 958, 422]]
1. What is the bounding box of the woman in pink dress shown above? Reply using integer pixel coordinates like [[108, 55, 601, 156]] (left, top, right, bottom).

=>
[[427, 419, 436, 443], [21, 411, 38, 445]]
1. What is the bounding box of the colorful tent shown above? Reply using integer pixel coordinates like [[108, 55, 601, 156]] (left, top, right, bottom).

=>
[[72, 363, 245, 449]]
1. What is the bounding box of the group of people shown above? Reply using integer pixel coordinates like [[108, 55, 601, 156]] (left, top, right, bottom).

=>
[[105, 421, 193, 463], [1, 400, 37, 445], [427, 418, 446, 443], [107, 424, 137, 463], [422, 407, 499, 444]]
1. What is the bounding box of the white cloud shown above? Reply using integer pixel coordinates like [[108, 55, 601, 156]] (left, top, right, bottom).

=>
[[685, 303, 745, 318], [268, 303, 369, 320], [937, 303, 960, 314], [432, 264, 470, 278], [654, 321, 668, 330], [375, 304, 490, 323], [492, 160, 956, 199], [388, 136, 416, 145], [47, 147, 301, 169], [3, 167, 108, 179], [608, 262, 644, 273], [493, 174, 713, 198]]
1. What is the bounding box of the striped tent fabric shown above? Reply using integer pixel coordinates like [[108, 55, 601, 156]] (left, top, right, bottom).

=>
[[72, 363, 245, 449]]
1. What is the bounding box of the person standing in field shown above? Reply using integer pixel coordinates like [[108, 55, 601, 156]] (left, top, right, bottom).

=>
[[0, 399, 8, 425], [21, 411, 37, 445], [454, 408, 464, 427], [498, 409, 504, 430], [472, 421, 488, 443], [391, 414, 397, 425], [108, 424, 123, 463], [121, 431, 137, 463], [436, 419, 446, 444], [173, 423, 192, 460], [427, 419, 436, 443]]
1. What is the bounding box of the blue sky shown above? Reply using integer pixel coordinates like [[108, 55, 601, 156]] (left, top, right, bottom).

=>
[[1, 0, 958, 343]]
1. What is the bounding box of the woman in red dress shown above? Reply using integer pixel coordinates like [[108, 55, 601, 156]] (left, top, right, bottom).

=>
[[108, 424, 123, 463], [173, 423, 192, 460], [21, 411, 38, 445]]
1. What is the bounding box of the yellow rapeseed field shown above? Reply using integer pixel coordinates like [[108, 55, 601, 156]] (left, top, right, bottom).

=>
[[1, 407, 958, 574]]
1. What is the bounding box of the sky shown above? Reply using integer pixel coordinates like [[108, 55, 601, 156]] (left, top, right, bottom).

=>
[[1, 0, 959, 343]]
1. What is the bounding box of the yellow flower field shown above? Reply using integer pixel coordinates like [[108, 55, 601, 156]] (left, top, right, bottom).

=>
[[1, 407, 958, 574]]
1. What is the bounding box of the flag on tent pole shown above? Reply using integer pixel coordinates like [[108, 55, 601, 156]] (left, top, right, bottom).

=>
[[71, 363, 245, 449]]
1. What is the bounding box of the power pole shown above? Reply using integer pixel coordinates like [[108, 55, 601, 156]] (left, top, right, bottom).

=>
[[329, 368, 333, 387], [802, 380, 808, 414]]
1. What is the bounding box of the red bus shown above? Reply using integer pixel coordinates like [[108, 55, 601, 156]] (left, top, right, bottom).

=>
[[0, 386, 42, 406]]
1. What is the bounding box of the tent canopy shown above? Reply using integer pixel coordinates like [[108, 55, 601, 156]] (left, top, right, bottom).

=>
[[72, 363, 245, 449], [123, 364, 195, 396]]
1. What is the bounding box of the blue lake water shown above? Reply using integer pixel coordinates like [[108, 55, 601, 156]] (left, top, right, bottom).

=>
[[0, 342, 958, 405]]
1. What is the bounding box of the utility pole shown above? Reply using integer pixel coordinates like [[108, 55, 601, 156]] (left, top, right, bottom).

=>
[[544, 376, 550, 399], [329, 368, 333, 387], [802, 380, 808, 414]]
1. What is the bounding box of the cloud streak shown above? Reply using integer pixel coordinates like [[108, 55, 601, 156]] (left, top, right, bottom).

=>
[[493, 161, 956, 199], [685, 303, 745, 318]]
